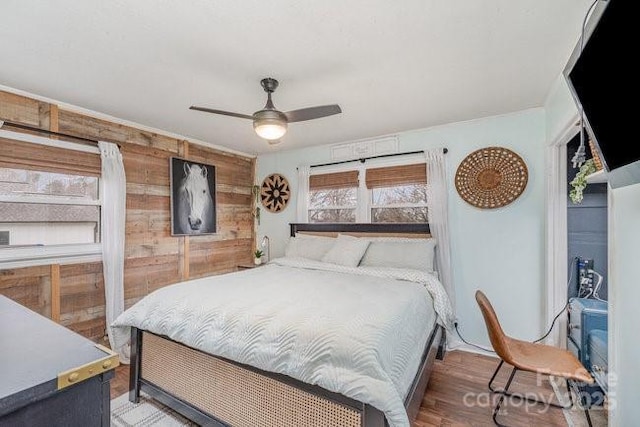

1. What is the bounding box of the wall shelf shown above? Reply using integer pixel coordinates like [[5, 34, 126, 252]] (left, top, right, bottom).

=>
[[586, 169, 608, 184]]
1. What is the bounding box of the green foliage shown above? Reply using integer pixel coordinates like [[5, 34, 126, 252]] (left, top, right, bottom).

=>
[[569, 159, 597, 204], [254, 249, 264, 259]]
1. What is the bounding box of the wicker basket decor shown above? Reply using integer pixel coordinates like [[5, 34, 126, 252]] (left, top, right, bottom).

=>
[[588, 140, 604, 171], [455, 147, 528, 209]]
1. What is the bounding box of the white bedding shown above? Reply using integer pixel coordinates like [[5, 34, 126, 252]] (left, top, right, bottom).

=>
[[112, 257, 453, 427]]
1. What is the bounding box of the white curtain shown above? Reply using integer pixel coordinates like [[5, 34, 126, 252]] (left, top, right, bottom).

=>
[[296, 165, 310, 223], [99, 142, 127, 357], [424, 149, 455, 310]]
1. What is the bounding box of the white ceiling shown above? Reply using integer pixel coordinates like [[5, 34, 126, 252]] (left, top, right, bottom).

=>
[[0, 0, 591, 154]]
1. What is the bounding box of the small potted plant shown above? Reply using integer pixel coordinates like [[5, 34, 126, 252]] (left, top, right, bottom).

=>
[[254, 249, 264, 265]]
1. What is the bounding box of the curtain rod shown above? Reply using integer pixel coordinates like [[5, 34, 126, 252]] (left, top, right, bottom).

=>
[[308, 148, 448, 169], [0, 119, 110, 147]]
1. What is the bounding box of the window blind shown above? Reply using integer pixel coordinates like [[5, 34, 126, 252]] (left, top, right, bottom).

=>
[[365, 163, 426, 188], [0, 136, 101, 177], [309, 170, 359, 190]]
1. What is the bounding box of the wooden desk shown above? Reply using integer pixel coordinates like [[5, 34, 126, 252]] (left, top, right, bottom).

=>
[[0, 295, 118, 426]]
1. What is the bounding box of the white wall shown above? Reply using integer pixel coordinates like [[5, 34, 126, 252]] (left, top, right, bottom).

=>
[[257, 108, 547, 346], [544, 75, 578, 144], [608, 179, 640, 425]]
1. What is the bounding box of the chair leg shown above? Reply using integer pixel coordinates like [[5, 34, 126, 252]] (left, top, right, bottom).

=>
[[488, 360, 505, 392], [565, 380, 593, 427], [584, 407, 593, 427], [489, 360, 572, 410], [565, 379, 574, 408], [492, 367, 517, 426]]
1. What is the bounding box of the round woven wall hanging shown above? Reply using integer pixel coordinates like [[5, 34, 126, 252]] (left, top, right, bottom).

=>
[[455, 147, 528, 209], [260, 173, 291, 213]]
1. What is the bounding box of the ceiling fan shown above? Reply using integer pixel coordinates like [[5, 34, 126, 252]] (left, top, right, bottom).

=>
[[190, 78, 341, 145]]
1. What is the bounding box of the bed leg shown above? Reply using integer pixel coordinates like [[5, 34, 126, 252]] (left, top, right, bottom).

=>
[[363, 404, 387, 427], [129, 327, 142, 403], [436, 328, 446, 360]]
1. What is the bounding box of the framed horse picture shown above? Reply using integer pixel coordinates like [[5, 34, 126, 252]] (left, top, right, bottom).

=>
[[170, 157, 217, 236]]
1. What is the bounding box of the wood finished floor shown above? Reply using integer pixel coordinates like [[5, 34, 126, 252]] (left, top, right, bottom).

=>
[[111, 350, 570, 426]]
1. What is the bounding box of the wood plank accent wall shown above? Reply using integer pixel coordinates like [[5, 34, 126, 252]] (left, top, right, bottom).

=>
[[0, 90, 256, 342]]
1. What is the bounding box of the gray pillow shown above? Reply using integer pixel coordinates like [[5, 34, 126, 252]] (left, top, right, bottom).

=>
[[284, 234, 335, 261], [360, 238, 437, 273], [321, 234, 370, 267]]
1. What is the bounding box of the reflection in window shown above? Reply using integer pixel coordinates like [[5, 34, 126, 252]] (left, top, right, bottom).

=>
[[371, 184, 428, 223], [0, 168, 100, 246], [308, 187, 357, 223]]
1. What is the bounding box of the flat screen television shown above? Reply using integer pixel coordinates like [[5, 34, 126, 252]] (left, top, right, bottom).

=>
[[564, 0, 638, 189]]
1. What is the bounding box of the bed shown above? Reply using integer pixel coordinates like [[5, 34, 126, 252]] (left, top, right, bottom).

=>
[[112, 223, 451, 427]]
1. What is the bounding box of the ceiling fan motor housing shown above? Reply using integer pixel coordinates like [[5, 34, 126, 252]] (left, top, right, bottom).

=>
[[253, 109, 288, 140]]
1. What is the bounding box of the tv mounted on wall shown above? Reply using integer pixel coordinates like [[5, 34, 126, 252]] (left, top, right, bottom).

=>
[[564, 0, 638, 189]]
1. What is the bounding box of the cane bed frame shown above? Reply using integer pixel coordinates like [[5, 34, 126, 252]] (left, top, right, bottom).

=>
[[129, 223, 446, 427]]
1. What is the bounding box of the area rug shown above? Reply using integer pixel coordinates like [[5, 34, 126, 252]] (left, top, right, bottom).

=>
[[111, 392, 197, 427], [550, 377, 608, 427]]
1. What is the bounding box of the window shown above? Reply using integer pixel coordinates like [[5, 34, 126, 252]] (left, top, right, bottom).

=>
[[307, 160, 428, 224], [371, 183, 428, 223], [366, 163, 427, 223], [308, 171, 358, 223], [0, 168, 100, 246], [0, 130, 102, 267]]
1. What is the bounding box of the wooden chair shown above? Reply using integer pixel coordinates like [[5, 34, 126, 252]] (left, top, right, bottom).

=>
[[475, 290, 594, 427]]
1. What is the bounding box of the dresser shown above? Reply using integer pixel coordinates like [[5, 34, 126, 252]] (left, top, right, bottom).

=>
[[0, 295, 118, 426]]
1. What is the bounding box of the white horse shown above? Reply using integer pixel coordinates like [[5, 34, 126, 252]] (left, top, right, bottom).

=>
[[175, 163, 215, 234]]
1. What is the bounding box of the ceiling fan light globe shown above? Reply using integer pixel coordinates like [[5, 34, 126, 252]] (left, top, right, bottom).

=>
[[254, 120, 287, 140]]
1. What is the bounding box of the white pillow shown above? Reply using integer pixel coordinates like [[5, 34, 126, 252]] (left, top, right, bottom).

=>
[[360, 238, 437, 273], [321, 234, 370, 267], [284, 234, 335, 261]]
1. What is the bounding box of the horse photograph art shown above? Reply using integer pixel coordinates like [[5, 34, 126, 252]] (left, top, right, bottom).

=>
[[170, 157, 216, 235]]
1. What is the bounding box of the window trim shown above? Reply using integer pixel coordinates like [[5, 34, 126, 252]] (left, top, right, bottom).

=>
[[0, 129, 103, 268], [0, 243, 102, 269], [309, 205, 358, 211], [0, 194, 101, 206]]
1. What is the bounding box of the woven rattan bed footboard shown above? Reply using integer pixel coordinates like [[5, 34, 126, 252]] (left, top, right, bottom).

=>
[[129, 325, 444, 427]]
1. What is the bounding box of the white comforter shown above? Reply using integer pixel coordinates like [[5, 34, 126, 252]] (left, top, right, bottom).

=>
[[112, 257, 453, 427]]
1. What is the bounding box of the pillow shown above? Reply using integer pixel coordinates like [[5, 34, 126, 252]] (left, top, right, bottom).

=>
[[321, 234, 370, 267], [360, 238, 437, 273], [284, 234, 335, 261]]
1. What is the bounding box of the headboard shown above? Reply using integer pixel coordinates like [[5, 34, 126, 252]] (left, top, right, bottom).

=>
[[289, 223, 431, 239]]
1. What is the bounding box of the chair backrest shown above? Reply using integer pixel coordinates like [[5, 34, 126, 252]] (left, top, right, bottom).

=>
[[475, 291, 514, 364]]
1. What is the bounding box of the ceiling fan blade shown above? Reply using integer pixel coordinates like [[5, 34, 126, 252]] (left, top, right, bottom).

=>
[[284, 105, 342, 123], [189, 106, 253, 120]]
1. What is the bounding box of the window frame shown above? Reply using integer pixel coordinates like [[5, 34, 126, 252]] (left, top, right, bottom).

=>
[[0, 128, 103, 269], [369, 182, 428, 223], [308, 185, 358, 224], [307, 154, 428, 224]]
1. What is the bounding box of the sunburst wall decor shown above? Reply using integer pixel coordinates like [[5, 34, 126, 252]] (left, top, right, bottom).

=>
[[260, 173, 291, 213]]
